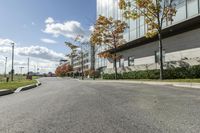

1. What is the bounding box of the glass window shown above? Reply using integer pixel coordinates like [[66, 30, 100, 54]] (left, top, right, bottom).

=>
[[155, 50, 166, 63], [140, 16, 144, 26], [130, 20, 136, 31], [118, 58, 124, 68], [118, 59, 121, 68], [187, 0, 198, 17], [128, 57, 135, 66], [136, 19, 140, 38], [130, 30, 137, 41], [155, 51, 159, 63], [173, 0, 186, 23], [199, 0, 200, 12], [121, 58, 124, 68], [118, 7, 123, 21], [113, 0, 118, 19], [140, 25, 145, 37], [138, 16, 144, 37], [130, 19, 137, 40], [108, 0, 114, 17]]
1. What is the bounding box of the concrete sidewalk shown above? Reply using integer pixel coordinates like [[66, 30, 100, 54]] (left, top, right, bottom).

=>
[[79, 79, 200, 89]]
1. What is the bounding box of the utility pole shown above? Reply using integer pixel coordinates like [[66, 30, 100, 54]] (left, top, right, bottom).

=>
[[27, 57, 30, 75], [11, 43, 15, 81], [4, 57, 7, 77]]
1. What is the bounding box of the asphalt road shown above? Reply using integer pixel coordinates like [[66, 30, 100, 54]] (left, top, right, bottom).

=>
[[0, 77, 200, 133]]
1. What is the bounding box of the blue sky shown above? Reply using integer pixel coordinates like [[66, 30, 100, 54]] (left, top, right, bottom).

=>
[[0, 0, 96, 73]]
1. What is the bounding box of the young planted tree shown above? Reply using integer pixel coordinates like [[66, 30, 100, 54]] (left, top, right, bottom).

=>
[[90, 15, 128, 79], [65, 42, 79, 68], [74, 35, 91, 80], [65, 42, 79, 78], [119, 0, 177, 80], [89, 44, 99, 80]]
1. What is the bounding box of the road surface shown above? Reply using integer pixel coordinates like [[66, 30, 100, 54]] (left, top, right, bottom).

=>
[[0, 77, 200, 133]]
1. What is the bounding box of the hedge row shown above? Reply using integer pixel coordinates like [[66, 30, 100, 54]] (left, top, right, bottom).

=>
[[103, 65, 200, 80]]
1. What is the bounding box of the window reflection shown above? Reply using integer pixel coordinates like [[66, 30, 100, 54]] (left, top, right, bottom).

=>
[[187, 0, 198, 17]]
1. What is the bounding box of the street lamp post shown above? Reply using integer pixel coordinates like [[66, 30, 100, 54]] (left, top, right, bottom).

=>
[[27, 57, 30, 76], [4, 57, 7, 77], [11, 43, 15, 81]]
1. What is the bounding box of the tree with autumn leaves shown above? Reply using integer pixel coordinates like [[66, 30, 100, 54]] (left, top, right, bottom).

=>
[[90, 16, 128, 79], [119, 0, 177, 80], [55, 63, 73, 77]]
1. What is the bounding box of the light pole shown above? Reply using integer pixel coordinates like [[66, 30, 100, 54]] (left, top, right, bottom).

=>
[[11, 43, 15, 81], [4, 57, 7, 77], [27, 57, 30, 76]]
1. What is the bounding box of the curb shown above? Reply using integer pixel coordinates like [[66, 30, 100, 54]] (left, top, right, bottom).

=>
[[36, 79, 42, 86], [79, 80, 200, 89], [173, 83, 200, 89], [15, 79, 42, 93], [0, 89, 14, 96]]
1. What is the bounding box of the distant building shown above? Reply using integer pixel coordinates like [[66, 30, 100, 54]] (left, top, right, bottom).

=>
[[73, 52, 90, 73], [59, 59, 69, 65]]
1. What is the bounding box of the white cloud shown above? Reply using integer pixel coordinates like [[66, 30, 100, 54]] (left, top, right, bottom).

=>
[[41, 38, 57, 44], [0, 38, 14, 46], [89, 25, 94, 32], [0, 58, 60, 74], [45, 17, 55, 24], [16, 46, 65, 61], [0, 45, 65, 62], [0, 47, 11, 53], [0, 38, 65, 62], [0, 38, 66, 74], [43, 17, 85, 39]]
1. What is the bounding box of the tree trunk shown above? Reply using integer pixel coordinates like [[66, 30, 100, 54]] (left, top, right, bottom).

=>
[[114, 53, 118, 80], [91, 45, 96, 80], [158, 32, 164, 80]]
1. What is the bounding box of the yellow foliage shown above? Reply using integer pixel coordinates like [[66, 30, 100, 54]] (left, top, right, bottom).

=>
[[98, 52, 122, 60], [119, 0, 127, 10], [90, 15, 128, 49], [119, 0, 177, 38]]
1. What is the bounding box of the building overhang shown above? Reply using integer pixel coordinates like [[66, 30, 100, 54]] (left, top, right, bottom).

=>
[[100, 15, 200, 54]]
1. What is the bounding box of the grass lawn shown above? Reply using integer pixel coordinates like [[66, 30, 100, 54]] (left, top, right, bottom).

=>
[[0, 80, 37, 90], [0, 75, 39, 90]]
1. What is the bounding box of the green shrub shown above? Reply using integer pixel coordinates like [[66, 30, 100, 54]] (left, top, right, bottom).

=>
[[103, 73, 123, 79], [103, 65, 200, 80]]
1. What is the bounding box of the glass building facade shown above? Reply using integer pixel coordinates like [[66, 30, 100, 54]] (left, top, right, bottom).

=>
[[96, 0, 200, 69]]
